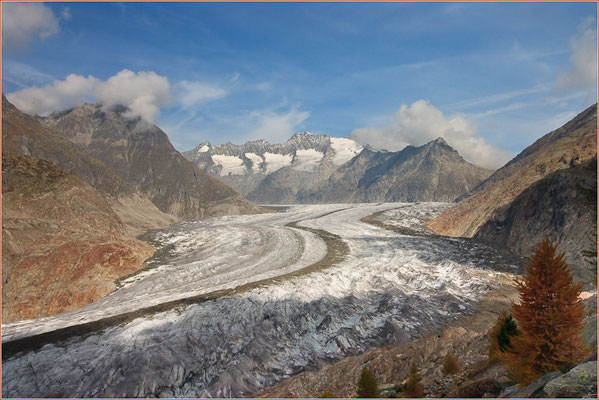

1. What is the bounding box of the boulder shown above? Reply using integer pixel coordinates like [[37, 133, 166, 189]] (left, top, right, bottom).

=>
[[543, 361, 597, 398], [499, 371, 562, 398]]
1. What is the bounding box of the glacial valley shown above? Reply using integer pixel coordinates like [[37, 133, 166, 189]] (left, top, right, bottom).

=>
[[2, 203, 523, 398]]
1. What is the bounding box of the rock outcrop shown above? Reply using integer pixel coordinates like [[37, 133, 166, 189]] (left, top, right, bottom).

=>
[[1, 154, 154, 322], [475, 158, 597, 284], [429, 104, 597, 238], [42, 103, 261, 219], [543, 361, 598, 398], [2, 95, 177, 234], [184, 134, 491, 204]]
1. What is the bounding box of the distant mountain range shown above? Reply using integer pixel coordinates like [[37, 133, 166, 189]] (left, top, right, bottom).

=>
[[183, 134, 492, 204]]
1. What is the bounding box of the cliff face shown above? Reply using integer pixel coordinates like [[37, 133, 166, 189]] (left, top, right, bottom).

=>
[[1, 154, 154, 322], [475, 158, 597, 285], [42, 103, 261, 219], [184, 134, 491, 204], [429, 104, 598, 238], [2, 96, 177, 234]]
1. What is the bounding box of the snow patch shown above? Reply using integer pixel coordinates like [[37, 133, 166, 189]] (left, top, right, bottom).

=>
[[197, 145, 210, 153], [330, 137, 363, 165], [292, 149, 324, 172], [263, 152, 293, 173], [212, 155, 247, 176], [244, 152, 264, 172]]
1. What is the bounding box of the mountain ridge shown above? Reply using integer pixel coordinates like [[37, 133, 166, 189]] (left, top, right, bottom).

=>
[[184, 133, 492, 204], [429, 103, 597, 238], [41, 102, 262, 219]]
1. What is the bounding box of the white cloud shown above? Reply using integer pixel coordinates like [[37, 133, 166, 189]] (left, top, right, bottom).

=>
[[7, 70, 174, 123], [94, 70, 172, 122], [3, 61, 54, 88], [6, 74, 98, 116], [176, 80, 227, 108], [2, 3, 60, 50], [247, 107, 310, 143], [350, 100, 512, 169], [61, 7, 72, 21], [6, 69, 233, 124], [555, 19, 598, 95], [449, 83, 550, 110]]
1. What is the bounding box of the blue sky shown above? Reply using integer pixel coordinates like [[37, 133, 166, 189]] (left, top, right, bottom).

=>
[[2, 2, 597, 168]]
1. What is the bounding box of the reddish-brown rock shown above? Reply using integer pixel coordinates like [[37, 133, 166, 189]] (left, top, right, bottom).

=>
[[2, 154, 154, 322]]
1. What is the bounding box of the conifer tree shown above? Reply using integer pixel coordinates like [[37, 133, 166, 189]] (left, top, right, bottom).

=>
[[506, 239, 586, 385], [442, 353, 460, 376], [488, 312, 518, 361], [319, 389, 335, 398], [356, 367, 379, 398], [404, 361, 424, 398]]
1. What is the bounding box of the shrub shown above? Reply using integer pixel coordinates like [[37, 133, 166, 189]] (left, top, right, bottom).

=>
[[404, 361, 424, 398], [442, 353, 460, 376], [356, 367, 379, 398]]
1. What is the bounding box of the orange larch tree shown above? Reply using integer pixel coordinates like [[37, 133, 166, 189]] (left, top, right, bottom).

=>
[[506, 239, 586, 385]]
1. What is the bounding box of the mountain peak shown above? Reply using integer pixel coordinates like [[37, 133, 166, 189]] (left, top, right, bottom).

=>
[[287, 131, 312, 142]]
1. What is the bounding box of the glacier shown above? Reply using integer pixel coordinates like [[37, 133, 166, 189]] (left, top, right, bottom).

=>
[[1, 203, 522, 398]]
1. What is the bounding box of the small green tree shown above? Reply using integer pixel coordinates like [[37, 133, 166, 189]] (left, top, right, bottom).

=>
[[497, 314, 518, 352], [404, 361, 424, 398], [489, 312, 519, 361], [356, 367, 379, 398], [442, 353, 460, 376]]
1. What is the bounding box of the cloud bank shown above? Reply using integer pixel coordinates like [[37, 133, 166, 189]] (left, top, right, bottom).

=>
[[176, 81, 228, 109], [555, 19, 598, 95], [350, 100, 512, 169], [2, 3, 60, 50], [94, 70, 172, 123], [6, 70, 227, 124], [247, 107, 310, 144], [6, 74, 98, 117]]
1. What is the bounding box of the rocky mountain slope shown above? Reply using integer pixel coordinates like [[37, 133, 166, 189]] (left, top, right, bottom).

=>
[[429, 104, 597, 239], [2, 97, 262, 322], [475, 157, 597, 284], [2, 96, 176, 234], [184, 134, 491, 204], [42, 103, 261, 219], [2, 154, 154, 322], [300, 137, 491, 203]]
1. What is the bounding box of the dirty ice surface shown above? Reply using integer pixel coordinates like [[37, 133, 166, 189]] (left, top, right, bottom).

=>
[[2, 203, 521, 398]]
